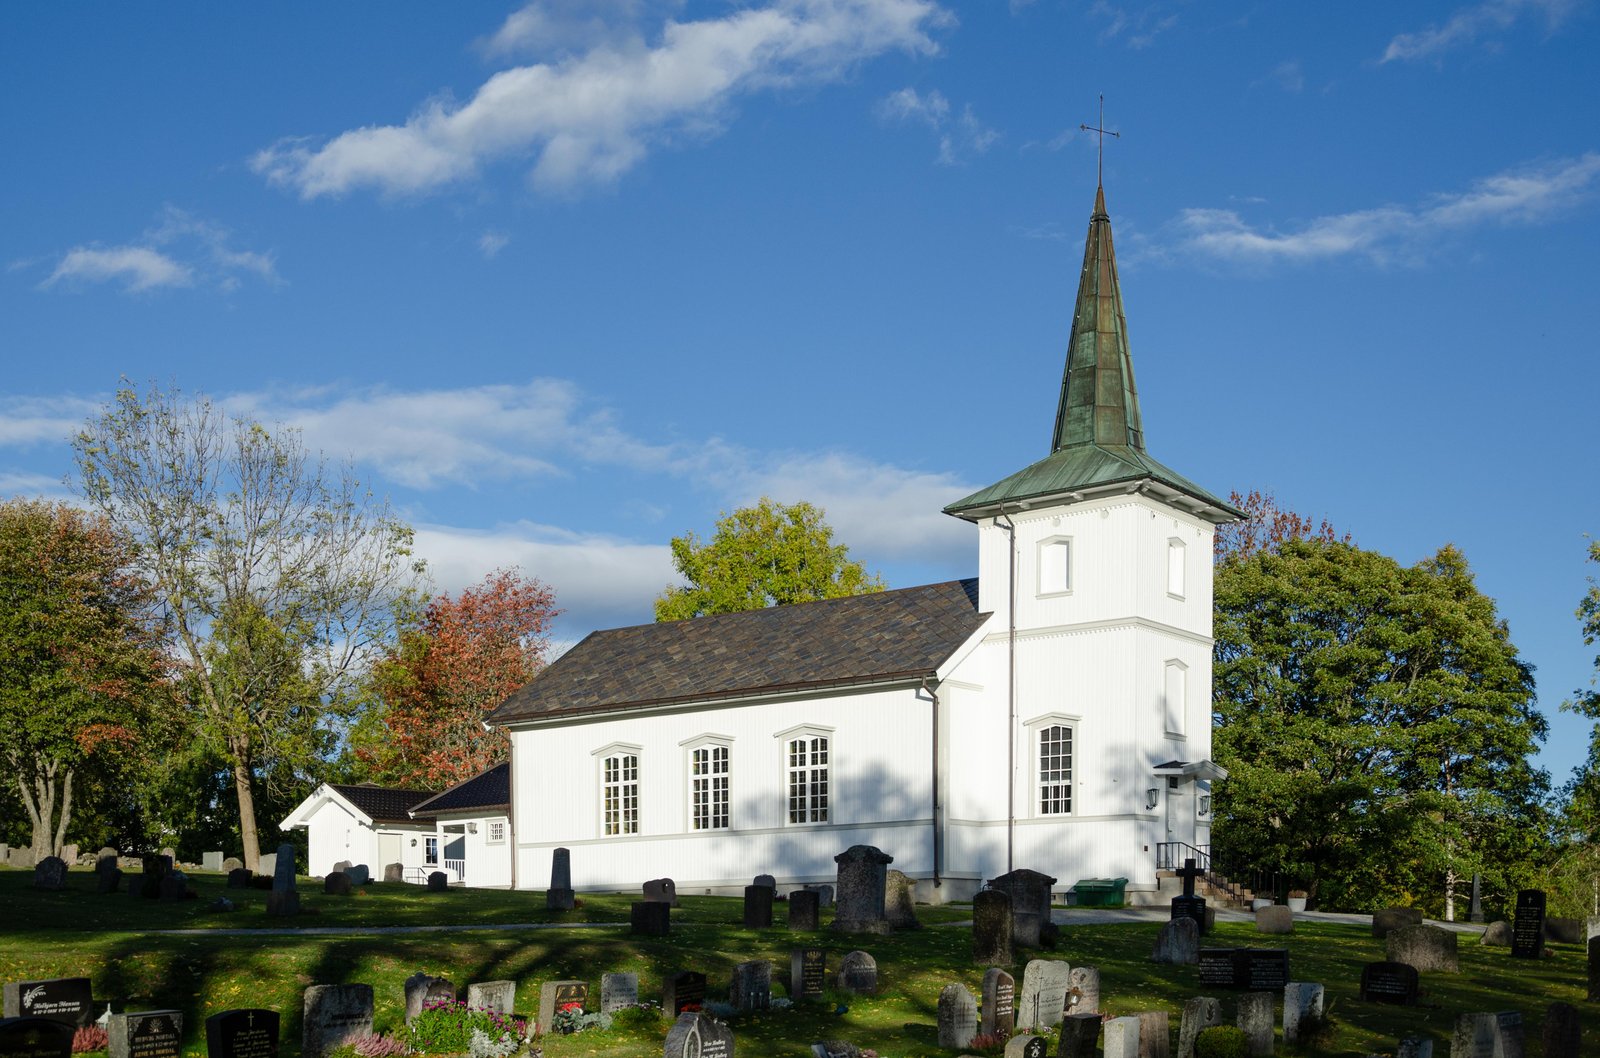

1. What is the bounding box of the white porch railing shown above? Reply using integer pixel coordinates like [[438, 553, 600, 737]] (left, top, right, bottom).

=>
[[444, 858, 465, 883]]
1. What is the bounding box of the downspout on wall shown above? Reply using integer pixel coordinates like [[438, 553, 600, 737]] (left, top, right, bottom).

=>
[[995, 507, 1018, 876], [920, 676, 942, 891]]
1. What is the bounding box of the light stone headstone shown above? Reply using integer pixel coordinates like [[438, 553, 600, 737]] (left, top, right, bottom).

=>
[[936, 984, 978, 1050], [1255, 906, 1293, 934], [384, 863, 403, 883], [1015, 960, 1070, 1032], [1002, 1035, 1047, 1058], [803, 883, 835, 907], [643, 878, 678, 906], [601, 973, 639, 1014], [1059, 1013, 1101, 1058], [221, 857, 243, 873], [1395, 1036, 1433, 1058], [257, 853, 276, 878], [1371, 907, 1424, 939], [108, 1010, 181, 1058], [1282, 983, 1324, 1048], [1103, 1016, 1141, 1058], [836, 951, 878, 995], [1137, 1011, 1172, 1058], [202, 852, 224, 872], [301, 984, 373, 1058], [1481, 921, 1512, 946], [730, 962, 771, 1012], [1235, 992, 1273, 1057], [1176, 997, 1221, 1058], [973, 890, 1014, 966], [884, 870, 919, 930], [1451, 1011, 1523, 1058], [663, 1012, 733, 1058], [1543, 1001, 1580, 1058], [404, 974, 455, 1024], [547, 848, 574, 910], [832, 846, 892, 934], [1386, 925, 1458, 973], [1065, 965, 1098, 1016], [980, 968, 1014, 1038], [467, 981, 516, 1014], [1151, 917, 1199, 965], [988, 869, 1056, 949]]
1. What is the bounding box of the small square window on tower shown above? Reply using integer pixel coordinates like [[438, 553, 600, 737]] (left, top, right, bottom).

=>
[[1038, 537, 1072, 596]]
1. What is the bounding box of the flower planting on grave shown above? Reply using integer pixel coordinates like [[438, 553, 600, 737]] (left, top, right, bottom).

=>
[[549, 1001, 610, 1034], [409, 999, 529, 1053]]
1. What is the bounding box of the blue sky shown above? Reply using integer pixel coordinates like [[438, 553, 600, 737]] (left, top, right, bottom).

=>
[[3, 1, 1598, 782]]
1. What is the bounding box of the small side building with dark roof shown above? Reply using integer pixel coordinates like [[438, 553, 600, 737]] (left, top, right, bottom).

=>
[[281, 781, 438, 880], [407, 763, 514, 888]]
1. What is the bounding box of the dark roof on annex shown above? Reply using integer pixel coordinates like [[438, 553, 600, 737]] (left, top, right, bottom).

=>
[[411, 763, 510, 816], [329, 783, 436, 825], [487, 579, 988, 726]]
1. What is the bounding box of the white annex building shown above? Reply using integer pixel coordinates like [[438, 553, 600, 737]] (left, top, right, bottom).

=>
[[487, 184, 1239, 903]]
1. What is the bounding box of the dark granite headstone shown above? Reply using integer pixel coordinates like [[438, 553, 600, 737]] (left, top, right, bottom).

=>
[[96, 868, 122, 894], [301, 985, 372, 1058], [832, 846, 892, 934], [981, 968, 1014, 1038], [988, 868, 1056, 948], [537, 981, 587, 1034], [32, 859, 66, 891], [266, 845, 298, 917], [1059, 1012, 1101, 1058], [643, 878, 678, 906], [729, 962, 770, 1012], [936, 984, 978, 1050], [1170, 896, 1207, 935], [601, 973, 639, 1014], [791, 950, 825, 1001], [547, 847, 574, 910], [109, 1010, 182, 1058], [324, 872, 352, 896], [1511, 889, 1546, 959], [1589, 936, 1600, 1002], [158, 872, 189, 902], [1359, 962, 1419, 1005], [426, 871, 448, 892], [1541, 1001, 1580, 1058], [836, 951, 877, 995], [204, 1008, 279, 1058], [1468, 874, 1484, 924], [743, 885, 773, 928], [663, 1012, 733, 1058], [663, 972, 706, 1016], [1545, 916, 1583, 944], [1197, 949, 1289, 990], [0, 1018, 74, 1058], [3, 979, 93, 1027], [789, 890, 821, 930], [227, 869, 252, 890], [753, 874, 776, 890], [632, 901, 670, 936], [972, 889, 1014, 965]]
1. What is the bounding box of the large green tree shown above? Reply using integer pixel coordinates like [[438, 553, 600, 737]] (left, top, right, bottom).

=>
[[0, 499, 168, 859], [74, 385, 423, 869], [654, 498, 884, 621], [1562, 540, 1600, 837], [1212, 538, 1547, 914]]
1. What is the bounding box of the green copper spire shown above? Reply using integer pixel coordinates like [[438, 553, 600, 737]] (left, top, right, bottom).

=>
[[1051, 184, 1144, 452]]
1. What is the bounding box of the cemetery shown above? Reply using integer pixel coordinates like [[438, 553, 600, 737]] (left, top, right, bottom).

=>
[[0, 859, 1595, 1057]]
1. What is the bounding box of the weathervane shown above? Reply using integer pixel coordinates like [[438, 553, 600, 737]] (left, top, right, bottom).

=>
[[1079, 94, 1120, 187]]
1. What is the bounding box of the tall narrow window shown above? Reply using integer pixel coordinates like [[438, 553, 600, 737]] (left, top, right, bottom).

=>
[[1039, 538, 1072, 595], [424, 836, 439, 864], [603, 753, 639, 835], [787, 735, 829, 824], [1038, 725, 1072, 815], [1167, 538, 1186, 598], [691, 744, 730, 830], [1164, 660, 1188, 736]]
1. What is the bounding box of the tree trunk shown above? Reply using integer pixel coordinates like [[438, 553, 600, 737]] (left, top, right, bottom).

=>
[[230, 737, 262, 871], [51, 767, 74, 859]]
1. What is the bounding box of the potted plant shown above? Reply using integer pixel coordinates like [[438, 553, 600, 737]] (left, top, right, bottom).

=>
[[1285, 889, 1308, 912], [1252, 896, 1274, 910]]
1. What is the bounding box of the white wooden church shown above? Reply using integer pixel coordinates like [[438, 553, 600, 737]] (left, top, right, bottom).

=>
[[486, 183, 1239, 904]]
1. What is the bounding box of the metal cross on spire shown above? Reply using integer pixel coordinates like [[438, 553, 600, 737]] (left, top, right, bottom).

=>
[[1079, 94, 1120, 188]]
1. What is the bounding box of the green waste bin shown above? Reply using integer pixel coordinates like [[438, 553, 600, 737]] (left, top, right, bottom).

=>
[[1072, 877, 1128, 908]]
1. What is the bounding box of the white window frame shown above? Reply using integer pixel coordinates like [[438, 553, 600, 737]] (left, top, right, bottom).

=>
[[682, 734, 733, 832], [1025, 713, 1078, 818], [776, 724, 834, 826], [1166, 537, 1186, 599], [486, 820, 506, 844], [593, 742, 643, 837], [424, 836, 439, 865], [1164, 659, 1188, 738], [1037, 535, 1073, 597]]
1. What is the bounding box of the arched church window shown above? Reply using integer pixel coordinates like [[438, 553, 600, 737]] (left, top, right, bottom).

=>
[[602, 752, 639, 836], [1038, 725, 1073, 815], [690, 743, 730, 830], [787, 734, 829, 824]]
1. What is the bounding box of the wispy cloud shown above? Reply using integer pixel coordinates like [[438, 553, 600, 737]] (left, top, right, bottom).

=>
[[479, 230, 511, 258], [0, 395, 106, 447], [876, 87, 998, 164], [254, 0, 951, 199], [1088, 1, 1179, 48], [1381, 0, 1577, 63], [37, 207, 278, 294], [1158, 152, 1600, 266], [1256, 60, 1304, 93]]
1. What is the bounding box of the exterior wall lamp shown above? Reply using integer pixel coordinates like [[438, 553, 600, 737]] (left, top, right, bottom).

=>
[[1145, 788, 1160, 810]]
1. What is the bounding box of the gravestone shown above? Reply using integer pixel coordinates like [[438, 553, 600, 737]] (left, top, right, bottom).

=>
[[346, 865, 369, 886], [884, 870, 920, 930], [124, 873, 145, 899], [1282, 983, 1324, 1047], [644, 878, 678, 906], [1386, 925, 1458, 973], [789, 890, 821, 931], [158, 873, 188, 902], [1590, 936, 1600, 1002], [1235, 992, 1273, 1058], [743, 885, 773, 928], [1003, 1036, 1046, 1058], [383, 863, 403, 883], [1137, 1011, 1171, 1058], [832, 846, 893, 934], [1451, 1011, 1523, 1058], [980, 968, 1014, 1037], [0, 1017, 74, 1058], [202, 852, 225, 872], [426, 871, 448, 892], [9, 850, 34, 870], [1151, 917, 1199, 965], [1481, 921, 1511, 946], [96, 849, 118, 873], [96, 867, 122, 894], [227, 869, 252, 890], [538, 981, 587, 1033], [257, 853, 276, 878], [1176, 998, 1221, 1058], [1545, 916, 1583, 944], [1372, 907, 1424, 939], [332, 860, 352, 875], [811, 1041, 858, 1058], [632, 901, 670, 936], [547, 848, 575, 910], [404, 974, 455, 1024], [1255, 906, 1293, 934], [601, 973, 639, 1014], [803, 884, 835, 907], [1170, 859, 1207, 936], [3, 980, 93, 1027], [663, 1012, 733, 1058], [988, 869, 1056, 948], [1543, 1001, 1580, 1058], [1395, 1036, 1433, 1058], [60, 846, 78, 865], [973, 889, 1014, 965], [266, 845, 298, 917], [159, 847, 176, 864], [221, 857, 243, 873], [1015, 960, 1070, 1032], [1511, 889, 1546, 959], [32, 859, 66, 891], [324, 872, 352, 896], [466, 981, 515, 1014], [1197, 949, 1290, 990], [836, 951, 878, 995], [109, 1011, 182, 1058], [1469, 873, 1484, 924], [1103, 1016, 1141, 1058], [936, 984, 978, 1049], [791, 950, 825, 1001], [1066, 966, 1099, 1016], [301, 985, 373, 1058], [204, 1008, 279, 1058], [663, 972, 706, 1016], [1060, 1013, 1101, 1058], [1358, 962, 1419, 1005]]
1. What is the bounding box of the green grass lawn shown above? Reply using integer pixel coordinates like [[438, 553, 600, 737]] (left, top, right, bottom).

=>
[[0, 868, 1591, 1057]]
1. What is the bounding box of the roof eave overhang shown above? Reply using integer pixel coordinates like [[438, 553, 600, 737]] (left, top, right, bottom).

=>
[[1153, 760, 1230, 781], [947, 477, 1243, 525], [280, 784, 375, 831]]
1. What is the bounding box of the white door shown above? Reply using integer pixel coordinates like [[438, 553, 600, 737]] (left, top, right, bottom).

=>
[[379, 832, 401, 873]]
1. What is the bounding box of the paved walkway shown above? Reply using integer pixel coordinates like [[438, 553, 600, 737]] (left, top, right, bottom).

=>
[[1051, 906, 1488, 933], [149, 921, 630, 937]]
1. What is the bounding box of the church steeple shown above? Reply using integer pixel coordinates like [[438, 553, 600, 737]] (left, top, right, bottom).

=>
[[1051, 184, 1144, 453]]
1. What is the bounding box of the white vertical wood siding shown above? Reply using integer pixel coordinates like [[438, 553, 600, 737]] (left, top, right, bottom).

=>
[[430, 813, 513, 888], [304, 799, 376, 878]]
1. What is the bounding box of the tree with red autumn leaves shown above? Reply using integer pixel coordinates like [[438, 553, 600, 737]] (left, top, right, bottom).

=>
[[354, 569, 559, 788], [1214, 489, 1349, 563]]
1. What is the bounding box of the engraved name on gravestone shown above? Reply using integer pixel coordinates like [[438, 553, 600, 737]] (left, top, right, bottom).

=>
[[466, 982, 515, 1015], [980, 968, 1014, 1038], [109, 1011, 182, 1058], [791, 950, 825, 1001], [663, 973, 706, 1016], [3, 980, 93, 1028], [936, 984, 978, 1050], [1176, 997, 1221, 1058], [1358, 963, 1419, 1005], [204, 1008, 279, 1058], [601, 973, 639, 1014], [0, 1019, 74, 1058], [663, 1012, 733, 1058], [301, 985, 373, 1058], [836, 952, 878, 996], [1016, 960, 1071, 1032], [1511, 889, 1546, 959]]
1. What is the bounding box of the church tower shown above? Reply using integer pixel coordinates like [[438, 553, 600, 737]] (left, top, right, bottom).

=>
[[941, 183, 1238, 895]]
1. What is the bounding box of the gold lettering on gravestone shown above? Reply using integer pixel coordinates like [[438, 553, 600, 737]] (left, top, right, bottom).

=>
[[553, 983, 587, 1007], [125, 1014, 181, 1058], [801, 951, 825, 997]]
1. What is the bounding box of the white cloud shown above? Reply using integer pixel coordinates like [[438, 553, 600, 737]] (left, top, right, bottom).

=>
[[1161, 152, 1600, 265], [44, 247, 192, 293], [1088, 1, 1179, 48], [479, 230, 511, 258], [0, 395, 104, 447], [876, 86, 997, 164], [1381, 0, 1577, 63], [1261, 60, 1304, 93], [0, 470, 76, 502], [37, 208, 278, 295], [254, 0, 950, 199]]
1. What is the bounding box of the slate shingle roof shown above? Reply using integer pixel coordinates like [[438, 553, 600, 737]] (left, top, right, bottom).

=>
[[329, 783, 437, 825], [410, 763, 510, 816], [487, 579, 988, 725]]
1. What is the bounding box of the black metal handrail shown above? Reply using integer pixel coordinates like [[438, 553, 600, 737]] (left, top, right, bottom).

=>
[[1154, 842, 1248, 906]]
